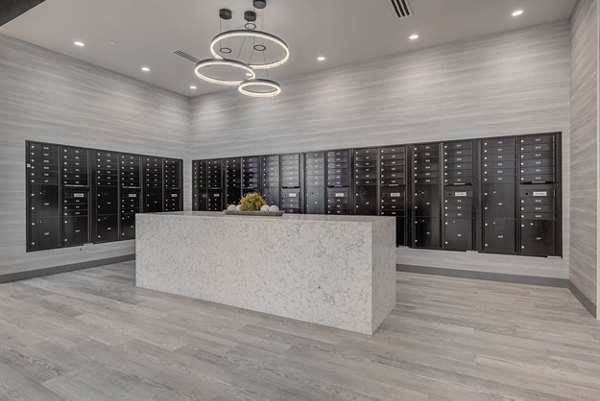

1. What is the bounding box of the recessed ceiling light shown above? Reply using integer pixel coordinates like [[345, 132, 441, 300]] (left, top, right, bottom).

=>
[[190, 85, 197, 90], [512, 9, 524, 17], [246, 72, 253, 77], [409, 34, 419, 40], [317, 56, 326, 62], [141, 66, 150, 72], [74, 41, 85, 47]]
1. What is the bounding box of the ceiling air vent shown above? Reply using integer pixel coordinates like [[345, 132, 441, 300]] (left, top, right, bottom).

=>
[[390, 0, 412, 19], [173, 50, 199, 64]]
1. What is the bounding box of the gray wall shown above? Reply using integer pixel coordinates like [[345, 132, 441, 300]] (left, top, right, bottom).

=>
[[570, 0, 598, 315], [189, 22, 571, 279], [0, 34, 191, 275]]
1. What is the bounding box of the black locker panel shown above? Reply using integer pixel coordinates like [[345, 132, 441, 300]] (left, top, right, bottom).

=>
[[145, 189, 163, 213], [443, 219, 472, 251], [414, 184, 441, 217], [519, 186, 557, 256], [120, 187, 140, 240], [63, 217, 88, 246], [280, 154, 303, 213], [207, 159, 223, 211], [120, 153, 141, 188], [63, 190, 89, 218], [413, 217, 441, 249], [163, 158, 182, 211], [143, 156, 163, 213], [62, 147, 89, 186], [29, 217, 61, 251], [354, 148, 378, 215], [193, 160, 207, 211], [94, 151, 119, 244], [96, 215, 119, 243], [305, 152, 326, 214], [96, 187, 118, 215], [224, 158, 242, 206], [242, 156, 261, 195], [411, 143, 442, 249], [326, 150, 350, 214], [380, 146, 407, 246], [164, 189, 181, 212], [483, 219, 516, 254], [261, 155, 280, 206], [30, 186, 59, 218], [120, 213, 136, 240]]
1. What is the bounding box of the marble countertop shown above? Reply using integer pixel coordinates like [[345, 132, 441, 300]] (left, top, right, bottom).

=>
[[142, 211, 394, 224]]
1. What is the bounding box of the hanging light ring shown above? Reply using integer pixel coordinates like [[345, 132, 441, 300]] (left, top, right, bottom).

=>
[[211, 30, 289, 69], [239, 79, 281, 97], [194, 59, 255, 86]]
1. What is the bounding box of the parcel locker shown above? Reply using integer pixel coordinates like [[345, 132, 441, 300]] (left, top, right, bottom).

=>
[[483, 220, 516, 254], [354, 148, 378, 215], [327, 187, 350, 215], [305, 152, 326, 214], [95, 215, 119, 243], [120, 213, 136, 240], [242, 156, 261, 194], [164, 189, 182, 211], [192, 160, 207, 211], [29, 217, 61, 251], [414, 185, 441, 217], [145, 188, 163, 212], [224, 158, 242, 206], [63, 217, 88, 246], [520, 220, 555, 256], [519, 187, 557, 256], [30, 185, 60, 218], [413, 218, 440, 249], [443, 219, 473, 251], [96, 187, 118, 215]]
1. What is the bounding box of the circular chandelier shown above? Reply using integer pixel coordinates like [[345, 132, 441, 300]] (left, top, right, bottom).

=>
[[194, 59, 255, 86], [193, 0, 286, 97], [239, 79, 281, 97]]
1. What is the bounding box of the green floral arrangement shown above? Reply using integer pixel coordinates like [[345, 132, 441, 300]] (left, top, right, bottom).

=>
[[239, 192, 267, 211]]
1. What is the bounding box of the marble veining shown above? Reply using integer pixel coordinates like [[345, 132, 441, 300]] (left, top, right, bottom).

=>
[[136, 212, 396, 334]]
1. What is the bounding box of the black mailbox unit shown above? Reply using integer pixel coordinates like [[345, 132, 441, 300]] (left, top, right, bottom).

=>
[[27, 142, 61, 251], [95, 151, 119, 243], [518, 134, 561, 256], [412, 143, 442, 249], [206, 159, 223, 211], [442, 140, 476, 251], [261, 155, 280, 207], [242, 156, 261, 196], [192, 160, 207, 211], [143, 156, 163, 213], [353, 148, 378, 216], [224, 157, 242, 207], [379, 146, 407, 246], [163, 158, 183, 212], [481, 137, 518, 254], [62, 146, 90, 247], [120, 153, 141, 239], [280, 154, 303, 214], [326, 149, 351, 215], [305, 152, 326, 214]]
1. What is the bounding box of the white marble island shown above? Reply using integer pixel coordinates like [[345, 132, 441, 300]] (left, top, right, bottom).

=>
[[136, 211, 396, 334]]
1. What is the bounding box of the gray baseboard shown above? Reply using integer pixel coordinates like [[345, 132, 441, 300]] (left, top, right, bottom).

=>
[[397, 264, 569, 288], [0, 254, 135, 284], [568, 282, 597, 318]]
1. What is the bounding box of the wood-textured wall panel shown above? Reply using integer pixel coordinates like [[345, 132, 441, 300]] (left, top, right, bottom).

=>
[[0, 34, 191, 275], [569, 0, 598, 309], [189, 22, 571, 278]]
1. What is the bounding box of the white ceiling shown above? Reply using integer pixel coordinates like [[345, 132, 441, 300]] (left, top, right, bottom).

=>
[[0, 0, 576, 97]]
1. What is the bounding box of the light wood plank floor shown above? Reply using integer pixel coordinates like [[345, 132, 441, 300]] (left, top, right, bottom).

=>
[[0, 261, 598, 401]]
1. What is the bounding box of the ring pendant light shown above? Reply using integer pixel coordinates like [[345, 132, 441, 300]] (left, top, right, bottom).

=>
[[238, 79, 281, 97], [194, 59, 255, 86], [210, 30, 290, 69]]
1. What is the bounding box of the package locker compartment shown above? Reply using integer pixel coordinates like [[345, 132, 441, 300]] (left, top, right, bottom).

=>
[[519, 135, 555, 145], [414, 184, 440, 217], [483, 184, 515, 219], [145, 188, 163, 212], [120, 155, 141, 187], [95, 215, 119, 243], [482, 146, 516, 155], [443, 219, 473, 251], [30, 185, 60, 218], [355, 186, 377, 215], [483, 219, 516, 254], [354, 148, 378, 163], [445, 162, 473, 171], [262, 188, 280, 207], [63, 171, 88, 186], [63, 190, 89, 217], [305, 187, 326, 214], [63, 216, 89, 246], [413, 217, 441, 249], [444, 141, 473, 150], [164, 189, 182, 212], [29, 170, 59, 185], [29, 217, 61, 251], [120, 188, 141, 214], [120, 213, 136, 240], [194, 191, 207, 211], [281, 188, 302, 213], [327, 188, 349, 215], [96, 187, 118, 215], [207, 189, 223, 211], [225, 185, 242, 206], [120, 169, 140, 188], [520, 220, 555, 256]]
